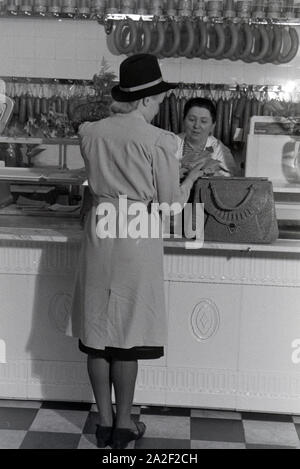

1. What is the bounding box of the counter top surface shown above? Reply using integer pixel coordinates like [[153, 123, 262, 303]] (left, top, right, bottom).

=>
[[0, 217, 82, 242], [0, 217, 300, 253]]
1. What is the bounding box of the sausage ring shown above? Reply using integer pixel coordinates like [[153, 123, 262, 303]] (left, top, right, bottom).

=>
[[195, 20, 208, 58], [243, 25, 260, 63], [107, 22, 122, 56], [258, 25, 274, 64], [205, 22, 226, 59], [178, 18, 196, 57], [135, 20, 152, 54], [267, 26, 284, 63], [276, 27, 299, 64], [233, 23, 253, 61], [149, 21, 165, 56], [185, 18, 200, 58], [246, 25, 270, 63], [222, 22, 239, 60], [114, 18, 138, 55], [259, 25, 283, 64], [161, 19, 181, 58]]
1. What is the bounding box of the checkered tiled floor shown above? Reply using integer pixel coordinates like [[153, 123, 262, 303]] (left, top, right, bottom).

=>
[[0, 400, 299, 449]]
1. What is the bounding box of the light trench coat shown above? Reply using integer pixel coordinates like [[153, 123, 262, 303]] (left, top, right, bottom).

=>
[[70, 111, 190, 350]]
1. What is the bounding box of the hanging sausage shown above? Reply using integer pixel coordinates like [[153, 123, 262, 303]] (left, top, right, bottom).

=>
[[204, 21, 226, 60], [178, 92, 187, 135], [259, 25, 283, 64], [149, 20, 165, 56], [169, 92, 179, 134], [233, 23, 254, 62], [114, 18, 138, 55], [222, 97, 231, 147], [178, 17, 195, 58], [214, 95, 224, 140], [195, 20, 208, 58], [135, 20, 152, 54], [222, 22, 239, 60], [161, 19, 181, 58], [245, 24, 270, 63], [276, 27, 299, 64]]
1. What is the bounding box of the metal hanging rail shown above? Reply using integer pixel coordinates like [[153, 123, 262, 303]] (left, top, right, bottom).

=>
[[0, 10, 299, 26], [0, 76, 283, 93], [101, 14, 300, 26], [174, 83, 284, 93], [0, 76, 285, 94], [0, 76, 93, 86]]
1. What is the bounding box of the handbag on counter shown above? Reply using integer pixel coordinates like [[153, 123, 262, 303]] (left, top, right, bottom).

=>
[[192, 177, 279, 244]]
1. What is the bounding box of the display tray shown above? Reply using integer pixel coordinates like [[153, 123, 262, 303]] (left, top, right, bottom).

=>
[[0, 204, 81, 218], [0, 167, 86, 184]]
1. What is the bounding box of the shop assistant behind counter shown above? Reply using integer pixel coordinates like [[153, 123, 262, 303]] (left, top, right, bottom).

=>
[[177, 97, 237, 179]]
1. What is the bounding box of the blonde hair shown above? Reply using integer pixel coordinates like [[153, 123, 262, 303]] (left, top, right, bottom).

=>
[[110, 100, 140, 114]]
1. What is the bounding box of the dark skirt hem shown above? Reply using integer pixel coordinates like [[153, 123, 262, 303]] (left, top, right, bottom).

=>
[[78, 340, 164, 360]]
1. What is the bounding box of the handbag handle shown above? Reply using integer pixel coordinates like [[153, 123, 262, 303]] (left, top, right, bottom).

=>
[[208, 182, 256, 211]]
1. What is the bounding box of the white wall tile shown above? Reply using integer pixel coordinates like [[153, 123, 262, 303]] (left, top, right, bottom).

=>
[[9, 19, 36, 37], [34, 19, 61, 38], [262, 65, 295, 86], [54, 59, 79, 79], [76, 21, 103, 40], [34, 37, 55, 60], [12, 58, 37, 77], [55, 39, 76, 60], [0, 58, 17, 76], [160, 59, 182, 83], [13, 36, 36, 59], [0, 36, 15, 58], [75, 60, 101, 79], [54, 19, 78, 38], [33, 59, 57, 78], [180, 58, 203, 83], [75, 39, 103, 61], [0, 20, 18, 36]]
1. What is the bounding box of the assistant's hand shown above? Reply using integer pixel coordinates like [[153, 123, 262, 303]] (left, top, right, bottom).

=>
[[199, 157, 223, 176]]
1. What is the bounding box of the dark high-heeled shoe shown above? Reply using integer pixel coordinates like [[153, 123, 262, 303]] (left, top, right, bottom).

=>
[[112, 421, 146, 449], [95, 409, 116, 448], [95, 424, 114, 448]]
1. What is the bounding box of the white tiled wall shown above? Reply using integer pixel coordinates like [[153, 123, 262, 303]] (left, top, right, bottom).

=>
[[0, 17, 300, 88]]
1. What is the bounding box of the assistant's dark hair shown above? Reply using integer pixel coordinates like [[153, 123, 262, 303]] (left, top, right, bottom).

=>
[[183, 97, 217, 123]]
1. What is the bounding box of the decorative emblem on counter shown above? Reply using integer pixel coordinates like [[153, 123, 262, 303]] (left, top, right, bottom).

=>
[[190, 299, 220, 341], [48, 292, 72, 333]]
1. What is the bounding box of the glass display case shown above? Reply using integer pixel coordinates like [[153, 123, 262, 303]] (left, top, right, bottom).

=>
[[245, 116, 300, 238], [0, 136, 86, 222]]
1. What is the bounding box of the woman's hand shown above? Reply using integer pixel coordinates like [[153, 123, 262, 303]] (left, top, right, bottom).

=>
[[200, 157, 223, 175], [184, 158, 224, 185], [184, 162, 205, 184], [179, 167, 189, 179]]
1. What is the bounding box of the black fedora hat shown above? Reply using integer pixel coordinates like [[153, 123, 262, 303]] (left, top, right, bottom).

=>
[[111, 54, 176, 102]]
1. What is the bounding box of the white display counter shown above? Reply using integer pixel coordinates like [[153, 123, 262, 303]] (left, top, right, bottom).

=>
[[0, 220, 300, 414]]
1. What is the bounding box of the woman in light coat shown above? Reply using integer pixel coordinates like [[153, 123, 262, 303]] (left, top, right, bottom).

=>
[[71, 54, 203, 449]]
